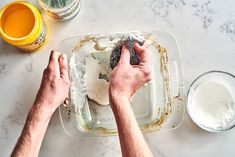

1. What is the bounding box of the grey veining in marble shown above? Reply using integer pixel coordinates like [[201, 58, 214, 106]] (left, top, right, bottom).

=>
[[1, 0, 235, 157]]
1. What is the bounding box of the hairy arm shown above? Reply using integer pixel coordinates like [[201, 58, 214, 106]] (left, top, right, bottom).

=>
[[109, 43, 154, 157], [11, 103, 52, 157], [11, 51, 70, 157]]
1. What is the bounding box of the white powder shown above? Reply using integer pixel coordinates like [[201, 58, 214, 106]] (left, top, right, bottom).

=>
[[85, 56, 109, 105], [188, 81, 235, 131]]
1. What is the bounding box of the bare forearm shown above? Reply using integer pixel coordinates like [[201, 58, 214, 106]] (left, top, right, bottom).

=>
[[110, 94, 153, 157], [11, 103, 53, 157], [11, 51, 69, 157]]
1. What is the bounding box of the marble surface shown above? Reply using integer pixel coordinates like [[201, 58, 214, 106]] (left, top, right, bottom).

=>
[[1, 0, 235, 156]]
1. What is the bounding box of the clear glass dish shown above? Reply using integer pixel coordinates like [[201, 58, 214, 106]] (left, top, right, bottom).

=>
[[58, 31, 185, 137], [187, 71, 235, 132]]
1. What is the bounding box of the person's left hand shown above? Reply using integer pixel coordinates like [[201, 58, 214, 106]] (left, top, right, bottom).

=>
[[34, 50, 70, 113]]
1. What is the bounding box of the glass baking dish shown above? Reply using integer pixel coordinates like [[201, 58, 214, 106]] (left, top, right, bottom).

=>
[[58, 31, 185, 137]]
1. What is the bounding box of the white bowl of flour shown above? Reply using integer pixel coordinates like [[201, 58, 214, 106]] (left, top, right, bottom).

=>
[[187, 71, 235, 132]]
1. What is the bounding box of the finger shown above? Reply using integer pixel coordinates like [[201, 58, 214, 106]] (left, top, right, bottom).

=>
[[59, 54, 69, 82], [42, 68, 48, 78], [47, 50, 60, 79], [118, 45, 130, 65], [134, 42, 150, 64]]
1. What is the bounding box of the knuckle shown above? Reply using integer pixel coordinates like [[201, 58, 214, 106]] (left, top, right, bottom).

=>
[[145, 74, 152, 82], [50, 80, 57, 88], [43, 68, 48, 74], [62, 65, 68, 71], [46, 66, 58, 81], [43, 69, 48, 78], [48, 74, 56, 81], [143, 69, 151, 77], [60, 61, 68, 69], [47, 65, 54, 74], [143, 68, 152, 81]]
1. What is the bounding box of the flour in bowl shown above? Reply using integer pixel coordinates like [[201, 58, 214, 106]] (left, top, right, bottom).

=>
[[188, 81, 235, 131]]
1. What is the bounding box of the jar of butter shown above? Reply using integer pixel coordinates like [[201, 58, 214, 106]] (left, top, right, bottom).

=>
[[0, 1, 48, 52]]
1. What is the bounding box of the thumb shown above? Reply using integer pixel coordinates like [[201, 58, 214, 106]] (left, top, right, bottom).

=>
[[118, 45, 130, 65]]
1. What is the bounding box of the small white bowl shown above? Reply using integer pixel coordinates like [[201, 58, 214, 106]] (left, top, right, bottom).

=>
[[187, 71, 235, 132]]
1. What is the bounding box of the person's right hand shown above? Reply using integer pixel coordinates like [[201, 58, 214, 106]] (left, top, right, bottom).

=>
[[109, 43, 152, 101]]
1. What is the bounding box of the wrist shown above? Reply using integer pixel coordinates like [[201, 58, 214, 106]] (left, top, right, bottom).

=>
[[32, 102, 55, 119], [109, 90, 129, 102], [109, 91, 130, 108], [109, 86, 131, 100]]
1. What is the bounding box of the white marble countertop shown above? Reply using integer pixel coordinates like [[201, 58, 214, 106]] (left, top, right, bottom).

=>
[[1, 0, 235, 156]]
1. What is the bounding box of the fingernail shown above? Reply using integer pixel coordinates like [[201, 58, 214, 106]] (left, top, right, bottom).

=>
[[62, 54, 67, 59], [134, 42, 139, 46], [54, 50, 59, 55], [61, 54, 67, 62]]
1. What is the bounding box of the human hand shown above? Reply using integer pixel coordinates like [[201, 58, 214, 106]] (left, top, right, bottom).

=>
[[34, 51, 70, 113], [109, 43, 152, 101]]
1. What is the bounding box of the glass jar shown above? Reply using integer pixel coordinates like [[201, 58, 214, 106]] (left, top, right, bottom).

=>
[[38, 0, 81, 21]]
